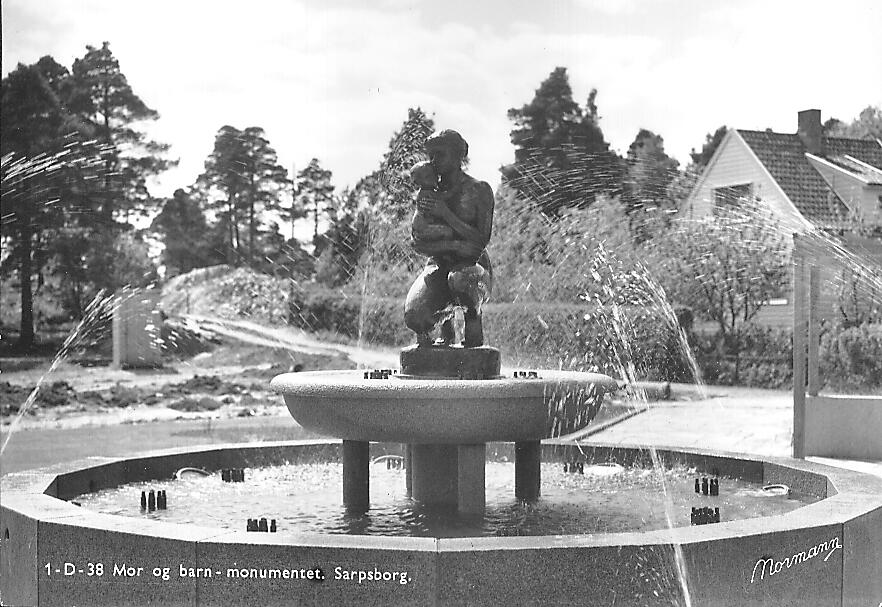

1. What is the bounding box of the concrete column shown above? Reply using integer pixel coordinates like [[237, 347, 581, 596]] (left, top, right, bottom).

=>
[[112, 288, 162, 368], [411, 445, 457, 505], [111, 289, 162, 368], [515, 441, 541, 501], [457, 444, 486, 515], [342, 440, 370, 511], [404, 444, 413, 497]]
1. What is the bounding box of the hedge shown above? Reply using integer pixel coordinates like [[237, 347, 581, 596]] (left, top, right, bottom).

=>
[[819, 324, 882, 393], [287, 287, 882, 391], [289, 289, 695, 381]]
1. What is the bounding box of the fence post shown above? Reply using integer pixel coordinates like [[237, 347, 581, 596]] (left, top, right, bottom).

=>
[[792, 237, 807, 459]]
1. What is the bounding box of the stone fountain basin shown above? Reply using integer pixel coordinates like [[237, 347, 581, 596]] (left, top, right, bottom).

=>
[[269, 369, 619, 443], [2, 440, 881, 606]]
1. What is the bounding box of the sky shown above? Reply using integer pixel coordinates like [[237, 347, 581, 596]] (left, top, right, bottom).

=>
[[3, 0, 882, 200]]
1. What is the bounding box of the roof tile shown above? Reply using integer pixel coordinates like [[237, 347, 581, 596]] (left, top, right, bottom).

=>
[[736, 129, 882, 227]]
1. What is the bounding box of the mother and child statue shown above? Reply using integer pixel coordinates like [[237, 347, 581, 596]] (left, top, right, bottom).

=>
[[403, 129, 495, 350]]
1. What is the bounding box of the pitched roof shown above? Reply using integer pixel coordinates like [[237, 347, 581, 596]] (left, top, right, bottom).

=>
[[823, 154, 882, 185], [736, 129, 882, 227]]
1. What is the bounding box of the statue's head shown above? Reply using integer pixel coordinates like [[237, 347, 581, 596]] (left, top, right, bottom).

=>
[[410, 161, 439, 189], [426, 130, 469, 168]]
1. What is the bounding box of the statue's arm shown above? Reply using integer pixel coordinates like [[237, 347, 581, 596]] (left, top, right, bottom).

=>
[[429, 183, 494, 248], [473, 182, 494, 250]]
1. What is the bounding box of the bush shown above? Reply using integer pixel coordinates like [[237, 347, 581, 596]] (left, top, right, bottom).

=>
[[291, 287, 698, 381], [820, 324, 882, 392], [288, 286, 410, 346], [691, 325, 793, 389], [161, 266, 290, 324], [485, 302, 694, 380]]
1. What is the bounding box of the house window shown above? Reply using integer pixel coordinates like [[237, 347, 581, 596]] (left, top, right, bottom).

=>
[[713, 183, 753, 213]]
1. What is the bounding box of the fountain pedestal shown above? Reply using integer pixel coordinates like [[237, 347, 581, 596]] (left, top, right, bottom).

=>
[[406, 443, 488, 514], [401, 346, 502, 514], [271, 347, 618, 516]]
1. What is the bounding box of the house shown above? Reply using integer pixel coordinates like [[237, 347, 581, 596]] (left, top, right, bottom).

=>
[[686, 110, 882, 325], [686, 109, 882, 233]]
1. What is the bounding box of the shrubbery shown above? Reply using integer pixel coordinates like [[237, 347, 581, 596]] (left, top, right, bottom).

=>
[[288, 282, 882, 392], [289, 289, 698, 380], [161, 266, 290, 324], [288, 287, 411, 346], [484, 302, 696, 381], [691, 325, 793, 389], [820, 323, 882, 393]]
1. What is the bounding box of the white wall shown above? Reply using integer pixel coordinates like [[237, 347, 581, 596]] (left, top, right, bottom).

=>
[[804, 395, 882, 460], [688, 131, 807, 234]]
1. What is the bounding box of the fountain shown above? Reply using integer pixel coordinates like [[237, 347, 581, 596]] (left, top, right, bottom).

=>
[[271, 129, 619, 516], [3, 131, 882, 607]]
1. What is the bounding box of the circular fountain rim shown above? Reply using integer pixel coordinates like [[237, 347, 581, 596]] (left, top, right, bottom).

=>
[[3, 438, 881, 549], [5, 439, 882, 606], [270, 369, 618, 442]]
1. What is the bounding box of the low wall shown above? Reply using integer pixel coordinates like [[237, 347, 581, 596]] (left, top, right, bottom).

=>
[[2, 441, 881, 606], [805, 395, 882, 460]]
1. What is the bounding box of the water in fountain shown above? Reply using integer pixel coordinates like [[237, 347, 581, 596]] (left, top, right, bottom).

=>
[[75, 460, 816, 537]]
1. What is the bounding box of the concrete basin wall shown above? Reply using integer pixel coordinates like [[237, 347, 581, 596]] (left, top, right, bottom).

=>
[[2, 440, 881, 606]]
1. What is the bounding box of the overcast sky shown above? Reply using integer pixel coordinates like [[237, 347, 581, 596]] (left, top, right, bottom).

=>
[[3, 0, 881, 198]]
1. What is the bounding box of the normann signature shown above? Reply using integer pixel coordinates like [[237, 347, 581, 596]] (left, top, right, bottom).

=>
[[750, 536, 841, 583]]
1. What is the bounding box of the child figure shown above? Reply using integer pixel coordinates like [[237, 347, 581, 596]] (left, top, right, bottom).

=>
[[410, 161, 456, 243]]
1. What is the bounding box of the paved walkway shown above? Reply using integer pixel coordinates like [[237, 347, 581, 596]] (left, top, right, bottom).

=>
[[584, 383, 882, 477]]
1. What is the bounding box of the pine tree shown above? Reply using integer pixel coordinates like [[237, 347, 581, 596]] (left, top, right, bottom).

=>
[[295, 158, 335, 245], [621, 129, 679, 241], [378, 107, 435, 219], [197, 126, 247, 263], [1, 62, 94, 347], [68, 42, 174, 222], [151, 189, 212, 276], [237, 127, 289, 262], [502, 68, 621, 215]]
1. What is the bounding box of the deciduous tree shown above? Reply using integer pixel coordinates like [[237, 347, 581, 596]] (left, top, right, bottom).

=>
[[651, 205, 790, 380], [825, 105, 882, 140]]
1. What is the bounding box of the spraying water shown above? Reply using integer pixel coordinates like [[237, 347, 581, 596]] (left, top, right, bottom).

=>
[[0, 287, 153, 456]]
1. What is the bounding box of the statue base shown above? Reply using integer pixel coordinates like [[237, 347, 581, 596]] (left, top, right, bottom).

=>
[[399, 344, 501, 379]]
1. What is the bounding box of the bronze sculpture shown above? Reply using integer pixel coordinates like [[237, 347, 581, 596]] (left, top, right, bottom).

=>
[[403, 130, 494, 348]]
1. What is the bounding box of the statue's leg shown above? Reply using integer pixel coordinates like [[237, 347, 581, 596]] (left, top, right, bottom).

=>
[[447, 262, 492, 348], [439, 318, 456, 345], [405, 261, 454, 347], [462, 307, 483, 347]]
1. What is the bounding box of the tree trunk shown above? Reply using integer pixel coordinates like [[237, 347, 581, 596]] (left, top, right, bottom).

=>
[[314, 199, 319, 243], [16, 218, 36, 350], [225, 196, 236, 264], [248, 199, 255, 264]]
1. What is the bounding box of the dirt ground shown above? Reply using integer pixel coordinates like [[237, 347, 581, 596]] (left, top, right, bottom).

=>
[[0, 318, 364, 431]]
